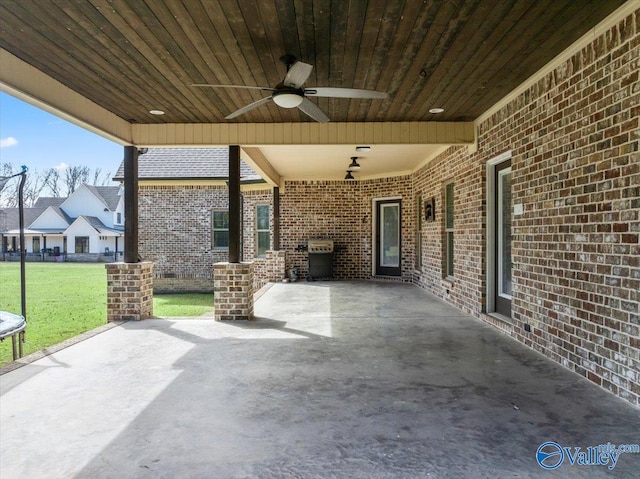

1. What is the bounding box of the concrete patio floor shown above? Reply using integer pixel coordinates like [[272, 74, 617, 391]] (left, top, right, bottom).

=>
[[1, 281, 638, 478]]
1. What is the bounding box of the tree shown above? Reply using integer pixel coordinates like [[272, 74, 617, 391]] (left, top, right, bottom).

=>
[[91, 168, 112, 187], [43, 168, 61, 197], [0, 163, 115, 206], [22, 172, 47, 207], [0, 162, 17, 207], [63, 165, 90, 195], [0, 163, 47, 207]]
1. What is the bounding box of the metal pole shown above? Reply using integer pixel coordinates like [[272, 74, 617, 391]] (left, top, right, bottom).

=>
[[18, 170, 27, 320]]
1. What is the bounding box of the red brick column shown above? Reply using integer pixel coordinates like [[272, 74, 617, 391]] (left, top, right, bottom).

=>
[[214, 262, 254, 320], [105, 262, 154, 321]]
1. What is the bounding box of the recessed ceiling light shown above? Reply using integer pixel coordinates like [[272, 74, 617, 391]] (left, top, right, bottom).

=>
[[149, 109, 165, 115], [355, 146, 371, 152], [429, 107, 444, 114]]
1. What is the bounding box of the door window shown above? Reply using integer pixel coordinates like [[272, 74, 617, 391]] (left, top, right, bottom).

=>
[[375, 199, 401, 276]]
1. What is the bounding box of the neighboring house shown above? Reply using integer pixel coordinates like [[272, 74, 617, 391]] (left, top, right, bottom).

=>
[[113, 148, 273, 292], [0, 184, 125, 261]]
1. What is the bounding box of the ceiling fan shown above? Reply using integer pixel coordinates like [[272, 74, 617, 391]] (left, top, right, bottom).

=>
[[192, 54, 387, 123]]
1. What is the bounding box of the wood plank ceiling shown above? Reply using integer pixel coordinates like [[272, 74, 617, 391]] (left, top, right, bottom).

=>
[[0, 0, 628, 125]]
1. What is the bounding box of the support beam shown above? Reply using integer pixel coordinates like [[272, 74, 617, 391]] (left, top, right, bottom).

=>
[[124, 146, 139, 263], [273, 186, 280, 251], [228, 145, 241, 263], [241, 146, 281, 187], [132, 122, 476, 147]]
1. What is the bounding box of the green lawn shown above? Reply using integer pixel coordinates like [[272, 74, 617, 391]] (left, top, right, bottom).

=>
[[0, 262, 213, 365]]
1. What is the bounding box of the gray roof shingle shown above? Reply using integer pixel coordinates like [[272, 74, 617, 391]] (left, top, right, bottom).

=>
[[34, 197, 66, 208], [113, 148, 263, 181], [0, 208, 46, 233], [84, 185, 121, 210], [79, 215, 123, 234]]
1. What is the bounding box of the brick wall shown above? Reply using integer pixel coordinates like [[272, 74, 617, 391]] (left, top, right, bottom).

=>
[[413, 9, 639, 406], [139, 185, 226, 292], [138, 184, 274, 292], [253, 250, 286, 290], [242, 189, 274, 261], [281, 180, 363, 280], [413, 145, 484, 316], [362, 176, 414, 282], [280, 178, 413, 281]]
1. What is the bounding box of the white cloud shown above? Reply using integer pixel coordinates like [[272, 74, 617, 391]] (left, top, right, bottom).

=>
[[0, 136, 18, 148], [54, 162, 69, 171]]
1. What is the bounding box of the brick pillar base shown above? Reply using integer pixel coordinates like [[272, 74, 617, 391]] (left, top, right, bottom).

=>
[[214, 262, 254, 320], [105, 262, 154, 321]]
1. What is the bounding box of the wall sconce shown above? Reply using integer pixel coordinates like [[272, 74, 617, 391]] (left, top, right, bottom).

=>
[[425, 197, 436, 221]]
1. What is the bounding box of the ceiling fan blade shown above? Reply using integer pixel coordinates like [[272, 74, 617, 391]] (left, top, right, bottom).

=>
[[297, 98, 330, 123], [283, 61, 313, 89], [191, 84, 275, 92], [305, 87, 387, 99], [225, 97, 272, 119]]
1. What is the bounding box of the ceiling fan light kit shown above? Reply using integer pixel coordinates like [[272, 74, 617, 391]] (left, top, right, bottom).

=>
[[193, 54, 387, 122], [344, 171, 355, 181], [272, 91, 304, 108]]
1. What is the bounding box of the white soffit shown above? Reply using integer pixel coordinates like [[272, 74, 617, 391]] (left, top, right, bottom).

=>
[[258, 144, 446, 180]]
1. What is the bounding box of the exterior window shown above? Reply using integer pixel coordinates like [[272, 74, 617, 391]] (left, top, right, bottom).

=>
[[256, 204, 270, 257], [211, 210, 229, 250], [116, 212, 122, 224], [75, 236, 89, 253], [444, 181, 454, 279], [32, 237, 40, 253]]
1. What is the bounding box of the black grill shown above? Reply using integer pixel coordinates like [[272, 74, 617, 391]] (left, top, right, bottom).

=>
[[307, 239, 334, 280]]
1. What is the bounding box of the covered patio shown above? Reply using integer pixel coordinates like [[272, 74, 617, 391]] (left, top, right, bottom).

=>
[[2, 282, 638, 478]]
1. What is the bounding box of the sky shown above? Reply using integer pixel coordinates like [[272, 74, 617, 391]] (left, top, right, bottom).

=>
[[0, 92, 124, 178]]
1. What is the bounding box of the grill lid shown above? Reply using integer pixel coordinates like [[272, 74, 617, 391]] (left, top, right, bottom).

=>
[[308, 239, 334, 253]]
